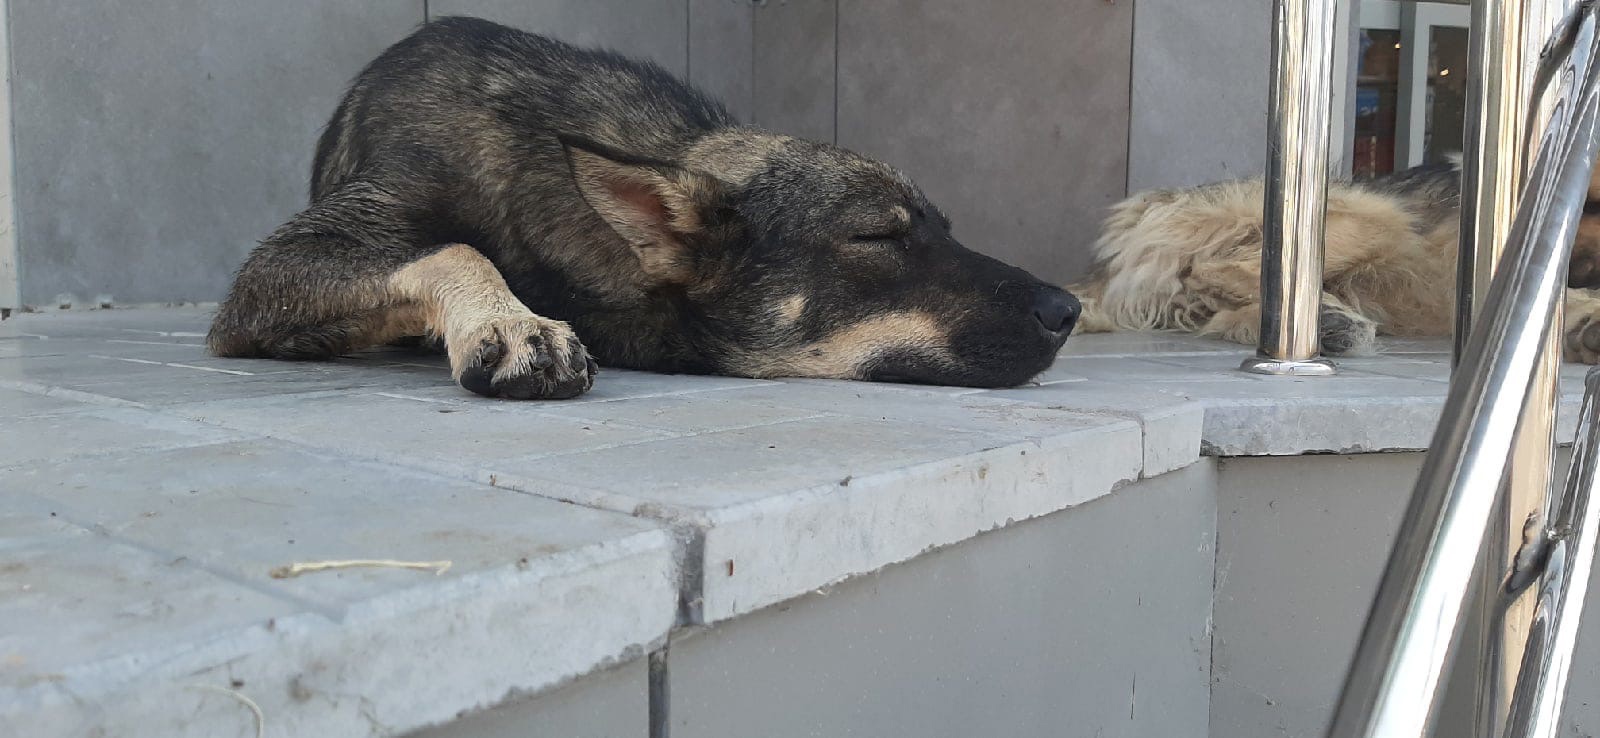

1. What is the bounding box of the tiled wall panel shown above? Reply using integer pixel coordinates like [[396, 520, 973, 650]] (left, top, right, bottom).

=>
[[9, 0, 427, 305]]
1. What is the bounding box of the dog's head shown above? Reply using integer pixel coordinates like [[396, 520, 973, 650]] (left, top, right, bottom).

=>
[[563, 132, 1077, 387]]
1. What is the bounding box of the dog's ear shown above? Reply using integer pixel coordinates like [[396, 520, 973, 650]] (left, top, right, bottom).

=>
[[561, 134, 725, 284]]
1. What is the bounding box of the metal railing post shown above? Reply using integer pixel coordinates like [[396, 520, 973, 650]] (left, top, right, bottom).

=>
[[1241, 0, 1341, 376], [1455, 2, 1577, 736]]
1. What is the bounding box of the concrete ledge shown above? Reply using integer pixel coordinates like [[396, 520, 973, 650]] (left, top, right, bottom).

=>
[[3, 308, 1593, 736], [667, 462, 1217, 738], [688, 414, 1141, 621], [1060, 333, 1589, 456]]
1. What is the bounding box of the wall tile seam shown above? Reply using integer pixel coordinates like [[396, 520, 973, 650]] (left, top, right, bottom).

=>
[[831, 0, 839, 145], [748, 0, 756, 126], [0, 0, 20, 311], [1123, 0, 1138, 197]]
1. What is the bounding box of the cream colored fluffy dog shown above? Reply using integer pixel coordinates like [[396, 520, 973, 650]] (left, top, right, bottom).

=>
[[1072, 161, 1600, 363]]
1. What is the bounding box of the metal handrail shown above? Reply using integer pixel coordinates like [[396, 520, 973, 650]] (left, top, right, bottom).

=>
[[1325, 2, 1600, 736], [1504, 367, 1600, 736], [1457, 1, 1575, 734]]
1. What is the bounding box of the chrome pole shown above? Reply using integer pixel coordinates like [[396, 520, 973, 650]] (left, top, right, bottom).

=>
[[1324, 4, 1600, 733], [1457, 0, 1544, 342], [1455, 2, 1578, 736], [1241, 0, 1340, 376]]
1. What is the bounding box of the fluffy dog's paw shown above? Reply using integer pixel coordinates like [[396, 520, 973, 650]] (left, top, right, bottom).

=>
[[1318, 309, 1378, 356], [1564, 313, 1600, 364], [451, 316, 598, 399]]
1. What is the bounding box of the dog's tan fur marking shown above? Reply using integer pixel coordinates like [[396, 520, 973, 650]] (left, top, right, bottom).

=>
[[359, 302, 430, 346], [389, 244, 579, 380], [732, 310, 952, 379], [775, 294, 808, 325], [890, 206, 913, 229], [683, 131, 793, 186]]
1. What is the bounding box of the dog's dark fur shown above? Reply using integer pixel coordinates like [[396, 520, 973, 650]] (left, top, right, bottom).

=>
[[208, 17, 1080, 398]]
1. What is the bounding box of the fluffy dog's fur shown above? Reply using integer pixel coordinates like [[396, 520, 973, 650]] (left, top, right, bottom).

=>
[[1072, 160, 1600, 362]]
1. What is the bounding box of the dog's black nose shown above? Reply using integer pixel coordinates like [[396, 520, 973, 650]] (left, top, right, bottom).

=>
[[1032, 287, 1081, 335]]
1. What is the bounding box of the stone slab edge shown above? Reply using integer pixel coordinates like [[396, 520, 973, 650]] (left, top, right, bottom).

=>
[[9, 529, 678, 738], [1198, 393, 1587, 457], [691, 420, 1145, 623]]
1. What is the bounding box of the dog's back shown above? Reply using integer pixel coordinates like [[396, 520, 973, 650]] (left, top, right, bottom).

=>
[[1359, 160, 1463, 232], [309, 16, 733, 211]]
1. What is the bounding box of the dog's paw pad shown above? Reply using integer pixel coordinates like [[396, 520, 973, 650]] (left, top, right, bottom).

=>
[[454, 316, 597, 400], [458, 338, 505, 396], [1318, 309, 1377, 356]]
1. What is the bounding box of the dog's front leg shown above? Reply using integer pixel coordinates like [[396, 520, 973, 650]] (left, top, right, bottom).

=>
[[1183, 261, 1378, 356], [390, 244, 598, 399]]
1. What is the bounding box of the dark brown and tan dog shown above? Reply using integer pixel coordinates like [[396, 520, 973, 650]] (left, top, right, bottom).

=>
[[1073, 159, 1600, 362], [208, 17, 1080, 399]]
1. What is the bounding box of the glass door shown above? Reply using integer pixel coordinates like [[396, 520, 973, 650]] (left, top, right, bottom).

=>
[[1347, 1, 1470, 177]]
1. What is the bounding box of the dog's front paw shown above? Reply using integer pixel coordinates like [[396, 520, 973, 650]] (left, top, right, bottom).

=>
[[1319, 308, 1377, 356], [1565, 312, 1600, 364], [451, 316, 598, 399]]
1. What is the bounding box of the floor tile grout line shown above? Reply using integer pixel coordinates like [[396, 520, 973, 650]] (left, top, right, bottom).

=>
[[368, 379, 782, 410], [155, 405, 694, 519], [148, 396, 1138, 535], [26, 502, 345, 621], [526, 411, 835, 440], [103, 338, 205, 347], [0, 380, 605, 516], [0, 377, 148, 408], [1, 436, 241, 476], [88, 354, 257, 376]]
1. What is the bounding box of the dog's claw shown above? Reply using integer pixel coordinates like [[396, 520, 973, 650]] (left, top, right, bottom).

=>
[[478, 339, 503, 368], [528, 335, 556, 369]]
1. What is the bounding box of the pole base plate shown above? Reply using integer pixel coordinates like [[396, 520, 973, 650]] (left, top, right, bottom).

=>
[[1239, 356, 1338, 376]]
